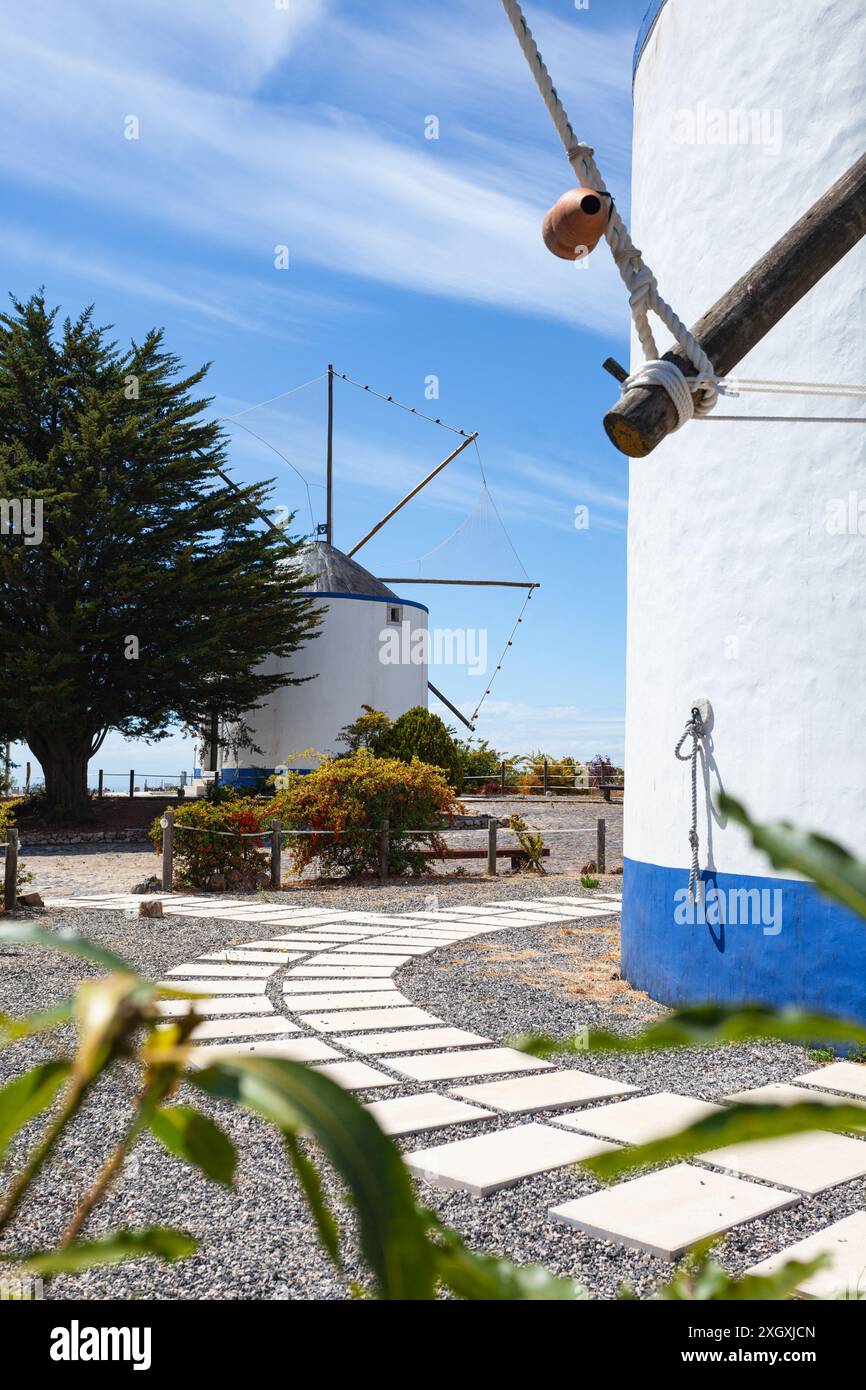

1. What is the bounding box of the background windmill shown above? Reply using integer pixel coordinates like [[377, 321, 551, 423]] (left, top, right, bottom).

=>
[[200, 365, 539, 785]]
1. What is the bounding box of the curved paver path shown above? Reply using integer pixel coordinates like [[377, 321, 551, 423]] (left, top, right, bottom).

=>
[[43, 890, 866, 1288]]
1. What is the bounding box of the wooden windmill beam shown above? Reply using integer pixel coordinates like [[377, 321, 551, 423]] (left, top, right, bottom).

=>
[[428, 681, 474, 731], [605, 151, 866, 458], [346, 433, 478, 558], [378, 578, 539, 588]]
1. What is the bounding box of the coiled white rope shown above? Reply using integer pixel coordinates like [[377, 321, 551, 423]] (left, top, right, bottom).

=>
[[500, 0, 719, 422], [674, 708, 705, 901]]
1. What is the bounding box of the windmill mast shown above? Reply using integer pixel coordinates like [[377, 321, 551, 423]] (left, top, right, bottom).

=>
[[325, 363, 334, 543]]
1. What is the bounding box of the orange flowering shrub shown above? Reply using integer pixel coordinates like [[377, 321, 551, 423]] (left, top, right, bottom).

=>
[[150, 794, 270, 890], [267, 750, 461, 879]]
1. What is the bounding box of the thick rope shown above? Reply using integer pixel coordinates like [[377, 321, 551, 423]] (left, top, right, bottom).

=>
[[500, 0, 718, 417], [674, 708, 704, 901]]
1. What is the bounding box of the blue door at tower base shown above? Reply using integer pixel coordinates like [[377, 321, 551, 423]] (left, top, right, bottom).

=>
[[622, 856, 866, 1027]]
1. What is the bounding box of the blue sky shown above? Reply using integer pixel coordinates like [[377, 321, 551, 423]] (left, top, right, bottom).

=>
[[4, 0, 653, 783]]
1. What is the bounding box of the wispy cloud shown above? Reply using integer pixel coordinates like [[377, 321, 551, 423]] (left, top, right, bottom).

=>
[[0, 2, 634, 332]]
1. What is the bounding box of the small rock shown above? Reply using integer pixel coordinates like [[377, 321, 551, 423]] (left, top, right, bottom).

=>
[[580, 860, 598, 875], [16, 891, 44, 908], [208, 873, 227, 892], [139, 900, 163, 918], [132, 876, 161, 894]]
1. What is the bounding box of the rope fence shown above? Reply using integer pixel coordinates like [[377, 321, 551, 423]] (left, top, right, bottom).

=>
[[158, 811, 610, 891]]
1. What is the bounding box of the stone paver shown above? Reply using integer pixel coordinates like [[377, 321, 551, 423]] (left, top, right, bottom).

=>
[[552, 1091, 721, 1143], [187, 1038, 342, 1066], [157, 997, 274, 1017], [279, 977, 399, 993], [242, 938, 323, 950], [745, 1211, 866, 1299], [340, 1027, 491, 1056], [385, 1048, 552, 1083], [334, 943, 430, 956], [311, 1061, 398, 1091], [157, 978, 269, 995], [364, 1093, 495, 1138], [283, 991, 410, 1012], [549, 1164, 798, 1260], [724, 1082, 866, 1109], [288, 966, 396, 978], [299, 1006, 442, 1033], [176, 1016, 301, 1041], [201, 949, 301, 964], [451, 1070, 638, 1115], [306, 954, 413, 968], [794, 1062, 866, 1099], [166, 962, 279, 978], [699, 1132, 866, 1194], [406, 1122, 615, 1196]]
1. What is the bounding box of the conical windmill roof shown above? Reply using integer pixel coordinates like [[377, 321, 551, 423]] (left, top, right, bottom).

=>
[[292, 541, 400, 600]]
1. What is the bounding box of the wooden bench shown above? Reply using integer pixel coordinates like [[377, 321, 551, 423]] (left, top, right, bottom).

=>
[[418, 846, 551, 872], [598, 783, 624, 803]]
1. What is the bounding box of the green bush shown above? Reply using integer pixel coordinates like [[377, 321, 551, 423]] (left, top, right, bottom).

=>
[[507, 813, 546, 873], [382, 706, 463, 791], [150, 794, 270, 890], [268, 749, 460, 879], [453, 736, 503, 788]]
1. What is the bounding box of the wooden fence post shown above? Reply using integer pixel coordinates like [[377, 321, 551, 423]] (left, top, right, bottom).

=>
[[596, 818, 606, 875], [271, 819, 282, 890], [4, 829, 19, 911], [25, 762, 30, 794], [500, 760, 506, 793], [379, 818, 390, 882], [487, 816, 498, 876], [128, 769, 135, 799], [161, 810, 174, 892], [98, 769, 104, 798], [543, 759, 549, 795]]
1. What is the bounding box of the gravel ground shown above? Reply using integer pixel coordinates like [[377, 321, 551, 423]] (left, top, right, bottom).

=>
[[0, 884, 859, 1302]]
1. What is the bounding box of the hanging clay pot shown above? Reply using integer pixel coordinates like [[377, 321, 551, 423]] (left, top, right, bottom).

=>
[[542, 187, 611, 260]]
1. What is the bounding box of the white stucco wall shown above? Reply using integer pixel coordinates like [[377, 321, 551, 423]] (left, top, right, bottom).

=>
[[239, 595, 429, 769], [626, 0, 866, 875]]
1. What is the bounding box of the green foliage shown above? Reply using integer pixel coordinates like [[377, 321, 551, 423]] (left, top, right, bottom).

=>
[[0, 1062, 71, 1159], [269, 750, 459, 879], [150, 794, 270, 890], [580, 875, 599, 889], [148, 1106, 236, 1188], [21, 1228, 198, 1275], [453, 736, 503, 787], [508, 813, 546, 873], [654, 1242, 828, 1301], [194, 1055, 438, 1299], [0, 291, 320, 816], [381, 706, 463, 791], [336, 705, 393, 755]]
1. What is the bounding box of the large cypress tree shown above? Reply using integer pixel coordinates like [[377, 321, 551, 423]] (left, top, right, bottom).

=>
[[0, 293, 320, 816]]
